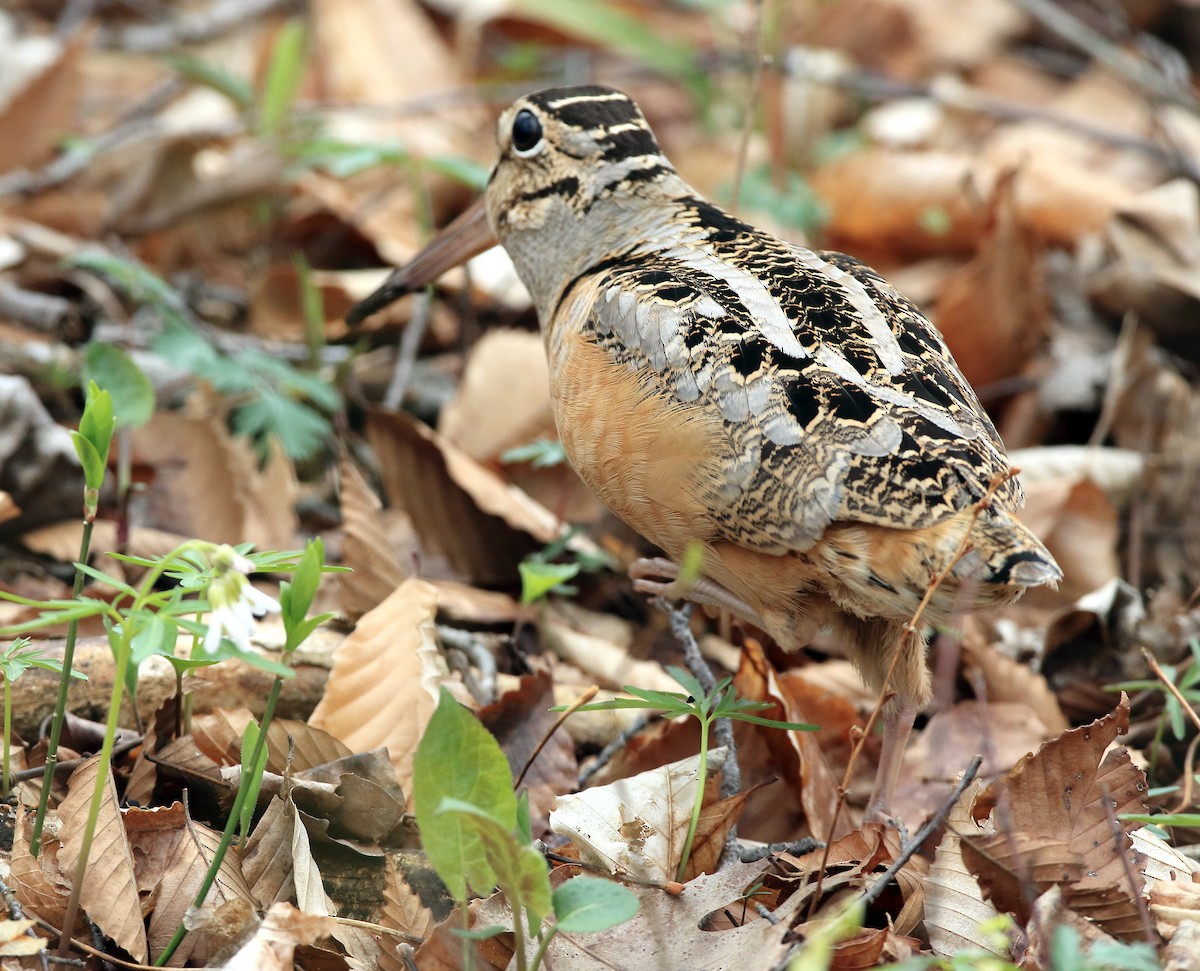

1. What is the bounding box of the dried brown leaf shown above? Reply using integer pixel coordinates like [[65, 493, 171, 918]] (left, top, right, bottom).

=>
[[367, 409, 545, 584], [131, 406, 297, 550], [967, 698, 1149, 938], [479, 671, 577, 838], [142, 804, 256, 966], [337, 454, 406, 620], [308, 578, 445, 792], [221, 902, 338, 971], [550, 748, 728, 883], [57, 757, 148, 962]]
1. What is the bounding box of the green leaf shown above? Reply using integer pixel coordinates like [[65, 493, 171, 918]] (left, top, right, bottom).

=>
[[164, 54, 255, 109], [501, 438, 568, 469], [71, 432, 105, 492], [437, 797, 552, 935], [509, 0, 700, 89], [281, 538, 324, 644], [412, 687, 518, 900], [83, 343, 155, 429], [552, 876, 639, 933], [77, 380, 115, 469], [518, 560, 581, 605], [239, 720, 271, 836], [258, 19, 308, 138], [1120, 812, 1200, 827], [725, 712, 819, 731]]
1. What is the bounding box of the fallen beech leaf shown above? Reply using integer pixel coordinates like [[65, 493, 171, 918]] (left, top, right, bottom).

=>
[[0, 30, 85, 174], [925, 782, 1007, 959], [550, 747, 728, 884], [367, 408, 547, 585], [192, 709, 352, 773], [896, 701, 1054, 825], [309, 578, 450, 791], [966, 698, 1149, 938], [934, 170, 1049, 392], [133, 802, 256, 966], [961, 635, 1068, 735], [0, 917, 46, 957], [221, 902, 338, 971], [512, 860, 801, 970], [379, 855, 433, 955], [57, 757, 148, 962], [337, 453, 407, 620], [132, 406, 298, 550], [9, 807, 71, 932]]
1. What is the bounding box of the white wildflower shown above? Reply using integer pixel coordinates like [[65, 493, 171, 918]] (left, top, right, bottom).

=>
[[202, 545, 281, 656]]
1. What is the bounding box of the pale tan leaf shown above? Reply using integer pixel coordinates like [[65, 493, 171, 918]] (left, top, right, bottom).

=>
[[58, 757, 148, 962], [220, 902, 338, 971], [192, 709, 352, 773], [0, 30, 85, 173], [379, 855, 433, 952], [925, 782, 1007, 959], [1150, 877, 1200, 940], [308, 578, 444, 792], [0, 918, 47, 957], [549, 747, 727, 883]]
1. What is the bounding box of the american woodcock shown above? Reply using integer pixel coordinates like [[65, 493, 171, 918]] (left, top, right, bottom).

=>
[[348, 85, 1062, 822]]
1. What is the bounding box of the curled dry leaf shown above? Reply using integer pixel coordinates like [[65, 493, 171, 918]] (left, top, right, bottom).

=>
[[550, 747, 728, 884], [933, 169, 1050, 393], [219, 902, 339, 971], [1150, 875, 1200, 940], [129, 802, 256, 966], [964, 697, 1150, 939], [525, 860, 800, 971], [896, 701, 1055, 826]]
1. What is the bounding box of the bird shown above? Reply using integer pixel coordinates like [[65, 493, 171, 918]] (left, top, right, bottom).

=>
[[348, 84, 1062, 823]]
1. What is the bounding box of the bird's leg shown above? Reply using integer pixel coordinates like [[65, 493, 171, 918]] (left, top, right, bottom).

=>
[[862, 695, 919, 827], [629, 557, 767, 627]]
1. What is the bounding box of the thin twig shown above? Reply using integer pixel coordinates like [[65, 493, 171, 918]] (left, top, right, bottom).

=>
[[514, 685, 597, 790], [96, 0, 304, 52], [383, 289, 433, 412], [739, 837, 820, 862], [1099, 783, 1158, 945], [730, 0, 769, 211], [1010, 0, 1198, 113], [1142, 647, 1200, 734], [859, 755, 983, 907], [10, 736, 145, 783], [577, 713, 652, 787]]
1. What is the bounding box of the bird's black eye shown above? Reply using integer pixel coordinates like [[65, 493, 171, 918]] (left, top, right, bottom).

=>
[[511, 109, 543, 155]]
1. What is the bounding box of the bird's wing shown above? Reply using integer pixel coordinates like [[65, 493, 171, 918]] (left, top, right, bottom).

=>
[[571, 197, 1021, 555]]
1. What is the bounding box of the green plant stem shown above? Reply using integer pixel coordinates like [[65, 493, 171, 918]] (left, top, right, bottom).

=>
[[2, 679, 11, 799], [530, 927, 557, 971], [154, 676, 283, 966], [676, 712, 712, 883], [57, 621, 132, 957], [513, 908, 527, 971], [30, 517, 94, 857]]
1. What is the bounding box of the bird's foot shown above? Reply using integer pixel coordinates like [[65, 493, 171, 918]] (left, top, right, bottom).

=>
[[629, 557, 763, 625]]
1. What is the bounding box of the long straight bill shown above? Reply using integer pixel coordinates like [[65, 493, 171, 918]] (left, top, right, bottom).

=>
[[346, 195, 497, 325]]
